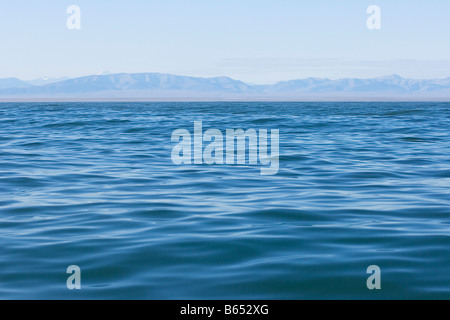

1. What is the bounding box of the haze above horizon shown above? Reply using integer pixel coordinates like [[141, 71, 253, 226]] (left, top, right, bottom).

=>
[[0, 0, 449, 83]]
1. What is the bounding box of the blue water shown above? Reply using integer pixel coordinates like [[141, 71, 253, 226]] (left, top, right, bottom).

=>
[[0, 102, 449, 300]]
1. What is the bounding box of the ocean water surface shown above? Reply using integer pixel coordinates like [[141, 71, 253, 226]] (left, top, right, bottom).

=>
[[0, 102, 449, 299]]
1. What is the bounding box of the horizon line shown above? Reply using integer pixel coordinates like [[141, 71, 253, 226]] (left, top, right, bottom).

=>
[[1, 98, 449, 103]]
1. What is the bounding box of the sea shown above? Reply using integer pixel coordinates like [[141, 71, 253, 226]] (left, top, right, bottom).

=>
[[0, 102, 449, 299]]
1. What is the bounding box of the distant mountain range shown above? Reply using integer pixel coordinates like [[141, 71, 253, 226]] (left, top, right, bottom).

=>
[[0, 78, 33, 89], [0, 76, 70, 89], [0, 73, 449, 100]]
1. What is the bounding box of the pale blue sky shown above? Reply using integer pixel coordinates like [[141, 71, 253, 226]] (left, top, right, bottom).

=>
[[0, 0, 449, 83]]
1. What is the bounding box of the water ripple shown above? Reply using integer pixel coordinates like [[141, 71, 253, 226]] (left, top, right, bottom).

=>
[[0, 102, 449, 299]]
